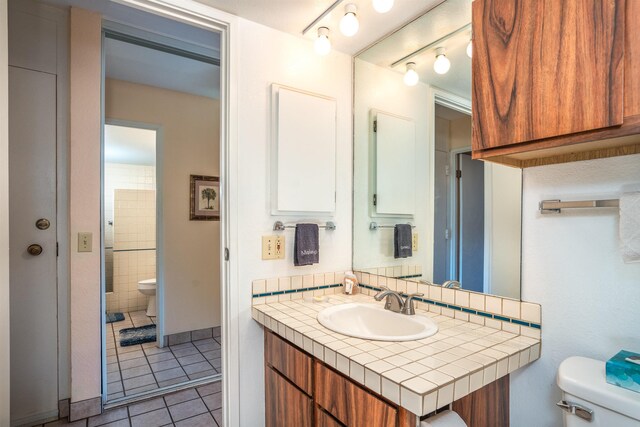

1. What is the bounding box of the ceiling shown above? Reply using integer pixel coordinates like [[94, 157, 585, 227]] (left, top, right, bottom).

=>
[[105, 125, 157, 165], [358, 0, 472, 99], [195, 0, 443, 55]]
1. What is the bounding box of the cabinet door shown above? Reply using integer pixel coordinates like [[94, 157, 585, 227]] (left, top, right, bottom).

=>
[[473, 0, 625, 150], [315, 363, 397, 427], [451, 374, 509, 427], [265, 331, 313, 395], [265, 366, 313, 427], [316, 407, 345, 427]]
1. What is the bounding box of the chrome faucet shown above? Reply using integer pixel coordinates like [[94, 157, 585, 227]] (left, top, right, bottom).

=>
[[374, 286, 424, 315], [442, 280, 461, 289], [420, 279, 461, 289]]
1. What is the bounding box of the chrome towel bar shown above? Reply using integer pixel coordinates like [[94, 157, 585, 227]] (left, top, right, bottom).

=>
[[369, 222, 416, 230], [273, 221, 336, 231], [539, 199, 619, 214]]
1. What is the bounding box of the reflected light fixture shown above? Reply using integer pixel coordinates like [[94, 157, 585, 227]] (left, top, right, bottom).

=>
[[372, 0, 394, 13], [315, 27, 331, 56], [340, 4, 359, 37], [466, 40, 473, 58], [433, 47, 451, 74], [404, 62, 419, 86]]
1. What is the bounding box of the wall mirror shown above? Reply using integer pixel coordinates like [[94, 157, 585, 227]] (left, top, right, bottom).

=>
[[101, 18, 223, 404], [352, 0, 522, 299]]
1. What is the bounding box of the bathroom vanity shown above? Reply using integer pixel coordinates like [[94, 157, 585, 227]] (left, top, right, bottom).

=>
[[264, 330, 509, 427], [252, 291, 540, 427]]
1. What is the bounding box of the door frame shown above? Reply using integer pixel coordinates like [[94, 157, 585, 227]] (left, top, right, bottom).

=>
[[100, 118, 164, 402], [0, 0, 11, 424], [113, 1, 239, 425], [429, 88, 471, 283]]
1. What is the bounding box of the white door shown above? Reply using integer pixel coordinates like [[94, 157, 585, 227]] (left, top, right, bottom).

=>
[[9, 65, 59, 423]]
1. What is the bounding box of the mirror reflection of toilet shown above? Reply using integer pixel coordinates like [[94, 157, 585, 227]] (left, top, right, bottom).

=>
[[137, 278, 156, 317]]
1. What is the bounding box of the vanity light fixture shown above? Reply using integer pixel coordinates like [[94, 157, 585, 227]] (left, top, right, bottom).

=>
[[466, 40, 473, 58], [340, 4, 359, 37], [372, 0, 394, 13], [315, 27, 331, 56], [433, 47, 451, 74], [403, 62, 419, 86]]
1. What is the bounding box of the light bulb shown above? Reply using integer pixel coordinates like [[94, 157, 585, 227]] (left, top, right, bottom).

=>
[[434, 47, 450, 74], [372, 0, 394, 13], [340, 4, 359, 37], [404, 62, 419, 86], [466, 40, 473, 58], [314, 27, 331, 56]]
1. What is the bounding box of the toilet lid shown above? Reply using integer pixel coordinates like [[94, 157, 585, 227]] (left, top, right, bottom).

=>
[[557, 356, 640, 421], [138, 278, 156, 285]]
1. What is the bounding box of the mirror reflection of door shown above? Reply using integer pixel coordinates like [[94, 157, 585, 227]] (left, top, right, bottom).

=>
[[101, 19, 223, 405], [457, 152, 484, 293]]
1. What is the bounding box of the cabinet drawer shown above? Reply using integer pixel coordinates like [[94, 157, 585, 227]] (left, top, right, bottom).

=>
[[316, 406, 345, 427], [315, 363, 397, 427], [265, 366, 313, 427], [265, 330, 313, 395]]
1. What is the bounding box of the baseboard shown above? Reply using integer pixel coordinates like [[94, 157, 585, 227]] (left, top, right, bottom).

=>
[[11, 409, 58, 427], [69, 396, 102, 422], [163, 325, 221, 346]]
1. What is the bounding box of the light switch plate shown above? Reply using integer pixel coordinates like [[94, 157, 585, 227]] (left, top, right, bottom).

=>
[[412, 233, 418, 251], [78, 232, 92, 252], [262, 235, 276, 260]]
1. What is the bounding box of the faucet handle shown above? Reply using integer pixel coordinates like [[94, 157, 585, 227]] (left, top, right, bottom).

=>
[[402, 293, 424, 315]]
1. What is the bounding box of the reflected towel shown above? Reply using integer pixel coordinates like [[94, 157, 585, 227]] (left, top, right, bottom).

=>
[[394, 224, 413, 259], [620, 192, 640, 263], [294, 223, 319, 266]]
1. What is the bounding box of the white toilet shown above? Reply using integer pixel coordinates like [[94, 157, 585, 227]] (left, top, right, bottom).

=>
[[557, 356, 640, 426], [137, 278, 157, 317]]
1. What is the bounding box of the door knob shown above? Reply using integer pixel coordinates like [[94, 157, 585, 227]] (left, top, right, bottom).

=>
[[36, 218, 50, 230], [27, 244, 43, 256]]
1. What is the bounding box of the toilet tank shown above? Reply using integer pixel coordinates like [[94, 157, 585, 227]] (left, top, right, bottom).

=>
[[557, 356, 640, 427]]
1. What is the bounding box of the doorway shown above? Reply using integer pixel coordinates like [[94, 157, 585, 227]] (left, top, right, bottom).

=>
[[100, 12, 223, 410]]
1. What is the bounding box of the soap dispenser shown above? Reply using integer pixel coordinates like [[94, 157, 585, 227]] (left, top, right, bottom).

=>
[[343, 271, 359, 295]]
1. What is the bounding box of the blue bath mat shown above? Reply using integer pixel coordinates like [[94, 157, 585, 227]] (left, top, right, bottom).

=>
[[119, 324, 156, 347], [106, 312, 125, 323]]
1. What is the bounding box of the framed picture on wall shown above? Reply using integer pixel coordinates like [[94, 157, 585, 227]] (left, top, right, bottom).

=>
[[190, 175, 220, 221]]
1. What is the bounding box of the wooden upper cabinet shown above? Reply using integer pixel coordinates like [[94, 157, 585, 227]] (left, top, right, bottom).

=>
[[472, 0, 640, 166], [473, 0, 625, 148]]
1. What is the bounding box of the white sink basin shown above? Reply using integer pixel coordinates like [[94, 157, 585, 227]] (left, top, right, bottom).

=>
[[317, 303, 438, 342]]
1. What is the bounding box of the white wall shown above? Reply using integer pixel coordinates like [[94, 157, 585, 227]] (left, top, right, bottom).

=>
[[449, 115, 471, 151], [353, 58, 432, 277], [511, 154, 640, 426], [69, 7, 102, 403], [236, 18, 353, 426], [0, 0, 10, 424]]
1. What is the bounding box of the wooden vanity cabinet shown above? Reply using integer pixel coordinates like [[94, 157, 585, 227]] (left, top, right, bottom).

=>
[[264, 330, 510, 427], [265, 366, 313, 427], [472, 0, 640, 167], [264, 331, 414, 427]]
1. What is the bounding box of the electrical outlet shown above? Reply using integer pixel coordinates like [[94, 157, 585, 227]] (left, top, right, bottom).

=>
[[275, 235, 285, 259], [412, 233, 418, 251], [78, 232, 92, 252], [262, 235, 276, 260]]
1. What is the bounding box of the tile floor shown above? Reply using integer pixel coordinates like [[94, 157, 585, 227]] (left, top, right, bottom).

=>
[[38, 382, 223, 427], [107, 311, 222, 400]]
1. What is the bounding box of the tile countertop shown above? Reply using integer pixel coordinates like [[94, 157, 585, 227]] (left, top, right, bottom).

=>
[[252, 293, 541, 417]]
